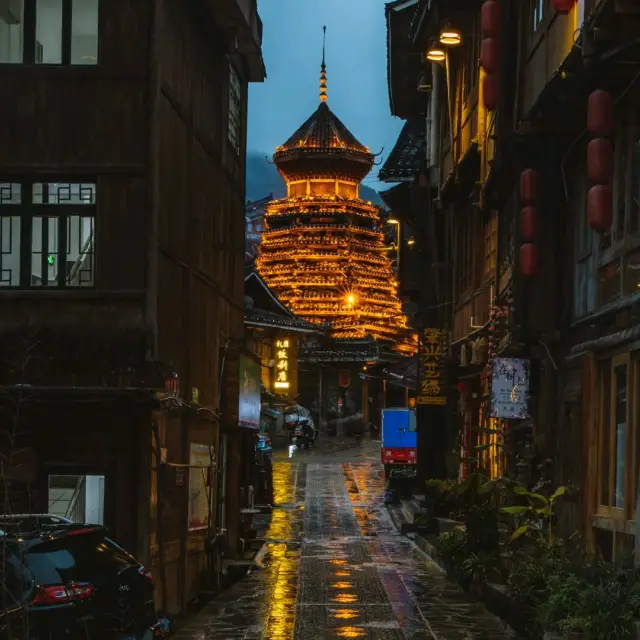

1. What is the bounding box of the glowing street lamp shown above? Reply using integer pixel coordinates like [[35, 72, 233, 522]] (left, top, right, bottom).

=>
[[439, 25, 462, 46], [426, 44, 446, 63], [386, 217, 400, 225], [345, 293, 357, 307]]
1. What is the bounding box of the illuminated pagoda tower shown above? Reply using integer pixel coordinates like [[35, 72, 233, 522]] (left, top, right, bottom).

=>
[[256, 29, 416, 355]]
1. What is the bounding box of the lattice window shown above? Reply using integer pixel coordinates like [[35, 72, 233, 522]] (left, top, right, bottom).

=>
[[338, 182, 357, 199], [228, 62, 242, 154], [289, 183, 306, 198], [310, 181, 335, 197], [0, 180, 96, 289]]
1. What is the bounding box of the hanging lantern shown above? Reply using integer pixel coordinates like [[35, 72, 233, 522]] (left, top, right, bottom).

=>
[[587, 90, 613, 137], [552, 0, 574, 13], [520, 243, 539, 278], [587, 184, 613, 232], [483, 73, 499, 111], [480, 38, 501, 74], [519, 206, 539, 242], [519, 169, 540, 206], [481, 0, 501, 38], [587, 138, 613, 184]]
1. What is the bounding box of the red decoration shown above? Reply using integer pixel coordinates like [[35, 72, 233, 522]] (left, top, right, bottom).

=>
[[587, 138, 613, 184], [519, 169, 540, 206], [587, 184, 613, 232], [483, 73, 499, 111], [339, 370, 351, 388], [552, 0, 574, 13], [587, 90, 613, 137], [519, 206, 539, 242], [456, 381, 467, 393], [480, 38, 501, 74], [481, 0, 501, 38], [519, 243, 539, 278]]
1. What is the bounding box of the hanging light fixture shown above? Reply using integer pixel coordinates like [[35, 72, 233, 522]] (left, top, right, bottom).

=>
[[439, 24, 462, 46], [426, 40, 446, 62], [417, 72, 432, 92]]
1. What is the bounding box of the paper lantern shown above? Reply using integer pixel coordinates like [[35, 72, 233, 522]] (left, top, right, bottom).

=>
[[520, 169, 540, 206], [480, 38, 501, 74], [552, 0, 574, 13], [587, 138, 613, 184], [587, 184, 613, 232], [483, 73, 499, 111], [519, 206, 539, 242], [519, 243, 539, 278], [481, 0, 501, 38], [587, 90, 613, 137]]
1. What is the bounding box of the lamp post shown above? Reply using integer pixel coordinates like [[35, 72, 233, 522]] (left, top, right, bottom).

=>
[[386, 217, 401, 277]]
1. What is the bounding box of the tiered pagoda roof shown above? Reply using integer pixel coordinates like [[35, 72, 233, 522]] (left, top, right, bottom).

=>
[[255, 37, 416, 356]]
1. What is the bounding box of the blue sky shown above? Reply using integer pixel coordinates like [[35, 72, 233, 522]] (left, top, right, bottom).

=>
[[248, 0, 404, 191]]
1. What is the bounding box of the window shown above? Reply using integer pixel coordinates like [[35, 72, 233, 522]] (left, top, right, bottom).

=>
[[483, 212, 497, 279], [531, 0, 545, 31], [597, 356, 632, 517], [0, 181, 96, 288], [228, 62, 242, 154], [0, 0, 98, 65]]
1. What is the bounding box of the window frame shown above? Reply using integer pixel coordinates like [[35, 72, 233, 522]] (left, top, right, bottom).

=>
[[227, 61, 243, 155], [0, 0, 99, 66], [0, 179, 97, 290], [596, 353, 634, 520]]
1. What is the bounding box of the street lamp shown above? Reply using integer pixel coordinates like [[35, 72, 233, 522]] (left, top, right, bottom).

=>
[[386, 217, 400, 225], [439, 25, 462, 46], [426, 42, 445, 63]]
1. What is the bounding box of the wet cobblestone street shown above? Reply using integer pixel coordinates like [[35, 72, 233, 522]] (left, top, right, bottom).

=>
[[173, 438, 514, 639]]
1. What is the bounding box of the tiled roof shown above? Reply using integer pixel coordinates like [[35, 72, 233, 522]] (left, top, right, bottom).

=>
[[277, 102, 370, 154], [378, 118, 426, 182], [244, 308, 319, 333]]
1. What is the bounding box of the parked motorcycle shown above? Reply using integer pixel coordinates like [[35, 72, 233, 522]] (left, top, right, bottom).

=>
[[292, 418, 315, 450]]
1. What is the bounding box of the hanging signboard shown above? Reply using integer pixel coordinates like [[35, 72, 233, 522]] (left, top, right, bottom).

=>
[[417, 328, 447, 406], [239, 355, 261, 429], [490, 357, 530, 419], [274, 338, 290, 391]]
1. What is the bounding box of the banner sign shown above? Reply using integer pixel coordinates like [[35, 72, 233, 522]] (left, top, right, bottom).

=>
[[417, 328, 447, 406], [490, 357, 530, 419]]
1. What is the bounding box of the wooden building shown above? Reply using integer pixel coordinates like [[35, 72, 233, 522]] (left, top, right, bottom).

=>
[[383, 0, 640, 557], [0, 0, 264, 615]]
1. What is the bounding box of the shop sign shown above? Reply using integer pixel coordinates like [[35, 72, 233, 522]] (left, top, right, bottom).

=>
[[274, 338, 290, 390], [239, 355, 261, 429], [417, 328, 447, 406], [490, 357, 530, 419]]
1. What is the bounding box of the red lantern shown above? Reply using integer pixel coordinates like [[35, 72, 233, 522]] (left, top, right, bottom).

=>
[[339, 370, 351, 388], [552, 0, 574, 13], [481, 0, 501, 38], [519, 169, 540, 206], [587, 90, 613, 137], [456, 381, 467, 393], [519, 243, 539, 278], [480, 38, 501, 74], [587, 138, 613, 184], [519, 206, 539, 242], [483, 73, 499, 112], [587, 184, 613, 232]]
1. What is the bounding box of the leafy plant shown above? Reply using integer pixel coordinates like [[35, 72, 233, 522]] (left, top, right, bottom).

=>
[[434, 528, 469, 570], [501, 484, 567, 543], [461, 551, 501, 585]]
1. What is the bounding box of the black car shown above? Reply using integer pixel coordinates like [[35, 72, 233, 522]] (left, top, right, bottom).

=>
[[0, 520, 166, 639]]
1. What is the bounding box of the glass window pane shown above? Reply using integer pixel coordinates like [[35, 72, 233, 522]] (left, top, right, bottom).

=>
[[0, 216, 20, 286], [614, 364, 628, 509], [0, 182, 21, 205], [0, 0, 24, 63], [600, 363, 612, 506], [33, 182, 96, 204], [66, 215, 94, 287], [31, 216, 58, 286], [71, 0, 98, 65], [35, 0, 62, 64]]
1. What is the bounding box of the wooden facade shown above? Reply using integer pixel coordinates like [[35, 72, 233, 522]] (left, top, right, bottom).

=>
[[384, 0, 640, 553], [0, 0, 264, 615]]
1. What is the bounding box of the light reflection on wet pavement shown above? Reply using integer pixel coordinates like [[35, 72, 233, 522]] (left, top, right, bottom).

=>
[[173, 439, 514, 639]]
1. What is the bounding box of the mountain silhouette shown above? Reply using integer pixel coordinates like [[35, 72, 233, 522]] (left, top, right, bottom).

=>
[[245, 150, 384, 206]]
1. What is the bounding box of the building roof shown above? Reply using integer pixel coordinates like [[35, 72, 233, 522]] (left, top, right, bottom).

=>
[[278, 102, 369, 154], [378, 118, 427, 182]]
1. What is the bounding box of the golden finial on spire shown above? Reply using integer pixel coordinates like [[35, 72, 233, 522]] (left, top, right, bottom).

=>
[[319, 25, 328, 103]]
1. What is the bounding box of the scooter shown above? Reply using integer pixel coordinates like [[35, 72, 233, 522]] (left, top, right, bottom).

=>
[[293, 418, 315, 450]]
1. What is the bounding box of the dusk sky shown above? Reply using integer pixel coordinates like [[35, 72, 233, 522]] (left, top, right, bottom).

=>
[[247, 0, 404, 192]]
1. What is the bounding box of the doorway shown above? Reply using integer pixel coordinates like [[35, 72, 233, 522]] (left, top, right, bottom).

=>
[[48, 474, 105, 524]]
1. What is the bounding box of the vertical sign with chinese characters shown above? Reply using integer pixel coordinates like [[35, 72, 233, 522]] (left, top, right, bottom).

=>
[[274, 338, 290, 391], [417, 328, 447, 406], [490, 357, 530, 419]]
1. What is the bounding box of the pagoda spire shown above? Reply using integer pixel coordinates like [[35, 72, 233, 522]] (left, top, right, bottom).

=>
[[319, 26, 328, 103]]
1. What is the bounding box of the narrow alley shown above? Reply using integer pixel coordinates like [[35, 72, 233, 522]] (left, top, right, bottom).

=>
[[173, 439, 514, 639]]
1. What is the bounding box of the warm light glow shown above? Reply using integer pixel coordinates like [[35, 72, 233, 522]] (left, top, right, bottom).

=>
[[426, 47, 446, 62], [407, 237, 416, 246], [386, 217, 400, 225], [274, 338, 291, 391], [346, 293, 357, 306], [439, 26, 462, 46], [274, 381, 290, 389]]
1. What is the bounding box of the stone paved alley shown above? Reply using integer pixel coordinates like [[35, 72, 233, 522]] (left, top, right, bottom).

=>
[[173, 438, 515, 639]]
